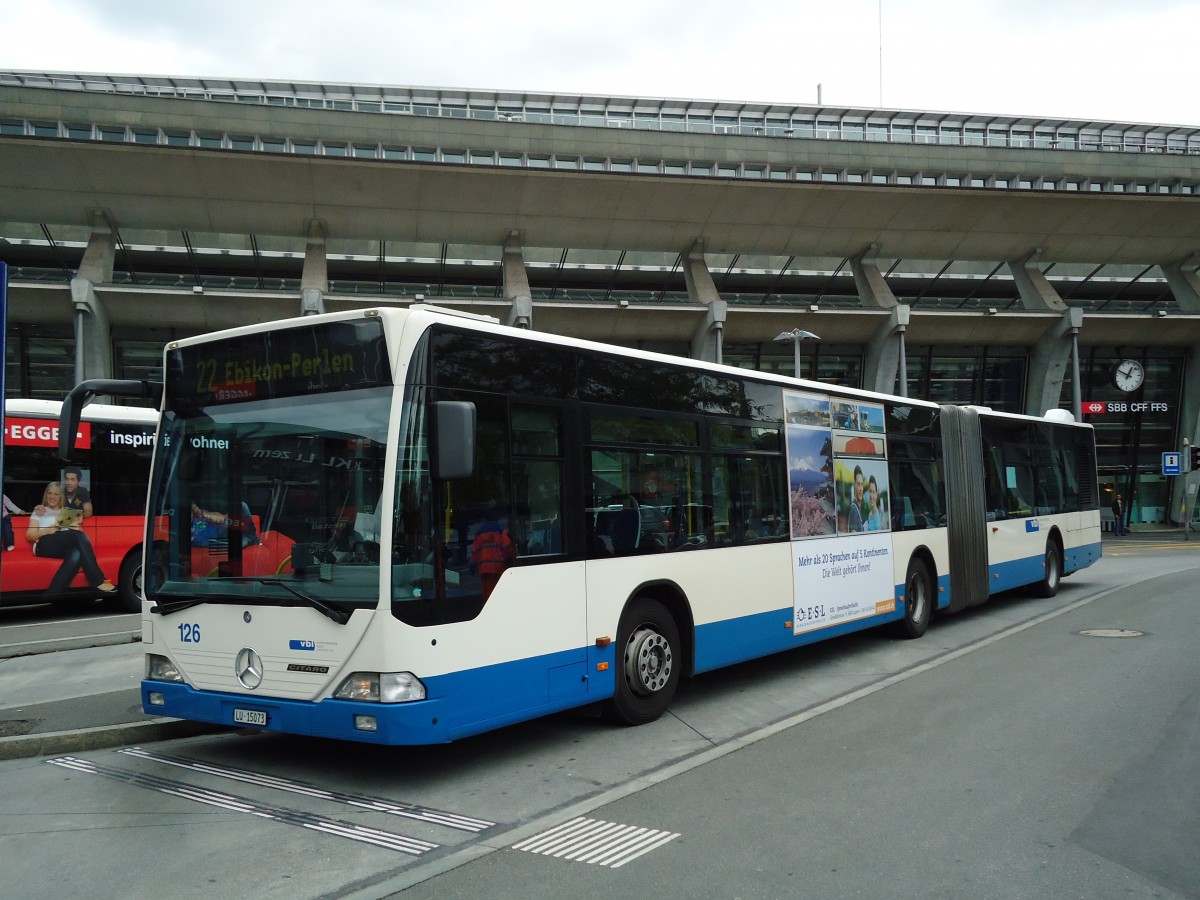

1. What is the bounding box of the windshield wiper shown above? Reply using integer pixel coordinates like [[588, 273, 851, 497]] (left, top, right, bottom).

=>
[[150, 580, 350, 624], [151, 596, 244, 617], [151, 580, 351, 625], [258, 578, 352, 625]]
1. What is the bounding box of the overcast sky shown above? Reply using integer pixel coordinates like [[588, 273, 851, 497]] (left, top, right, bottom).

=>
[[6, 0, 1198, 125]]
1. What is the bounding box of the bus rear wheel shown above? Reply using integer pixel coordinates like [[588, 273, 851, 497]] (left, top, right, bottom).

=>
[[1031, 541, 1062, 598], [893, 557, 932, 639], [602, 597, 681, 726], [111, 548, 144, 614]]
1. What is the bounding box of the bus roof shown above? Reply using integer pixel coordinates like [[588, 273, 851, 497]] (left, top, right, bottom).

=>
[[5, 398, 158, 425], [142, 305, 1085, 427], [965, 404, 1092, 430]]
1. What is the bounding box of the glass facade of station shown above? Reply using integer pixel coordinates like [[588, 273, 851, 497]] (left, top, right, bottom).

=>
[[1067, 349, 1190, 527], [3, 71, 1198, 527]]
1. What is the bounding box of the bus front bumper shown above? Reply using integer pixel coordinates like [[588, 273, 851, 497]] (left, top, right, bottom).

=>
[[142, 680, 451, 745]]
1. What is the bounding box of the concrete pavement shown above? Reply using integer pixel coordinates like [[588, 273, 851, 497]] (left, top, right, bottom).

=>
[[0, 641, 220, 760]]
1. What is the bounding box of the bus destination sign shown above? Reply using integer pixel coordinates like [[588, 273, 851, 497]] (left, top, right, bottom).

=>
[[167, 318, 392, 407]]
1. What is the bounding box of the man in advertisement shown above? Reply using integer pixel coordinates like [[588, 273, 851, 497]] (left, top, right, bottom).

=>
[[847, 465, 865, 533], [62, 465, 94, 518]]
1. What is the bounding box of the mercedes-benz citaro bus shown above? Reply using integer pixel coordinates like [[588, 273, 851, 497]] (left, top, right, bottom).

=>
[[57, 306, 1101, 745], [5, 398, 156, 611]]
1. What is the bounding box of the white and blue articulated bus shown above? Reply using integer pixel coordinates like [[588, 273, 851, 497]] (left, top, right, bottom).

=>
[[63, 306, 1100, 745]]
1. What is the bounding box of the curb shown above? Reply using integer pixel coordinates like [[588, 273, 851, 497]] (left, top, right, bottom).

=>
[[0, 718, 227, 761], [0, 631, 140, 661]]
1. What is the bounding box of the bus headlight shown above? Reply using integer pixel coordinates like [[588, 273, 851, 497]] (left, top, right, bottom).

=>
[[334, 672, 426, 703], [145, 654, 184, 683]]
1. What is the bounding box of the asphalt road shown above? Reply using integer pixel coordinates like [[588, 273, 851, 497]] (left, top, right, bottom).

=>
[[395, 564, 1200, 900], [0, 538, 1196, 899]]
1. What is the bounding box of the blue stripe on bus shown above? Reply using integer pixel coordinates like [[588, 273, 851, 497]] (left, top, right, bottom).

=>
[[144, 605, 909, 745], [988, 540, 1103, 594], [144, 643, 616, 746], [693, 602, 904, 674], [143, 543, 1097, 746], [1066, 540, 1103, 573], [988, 553, 1047, 594]]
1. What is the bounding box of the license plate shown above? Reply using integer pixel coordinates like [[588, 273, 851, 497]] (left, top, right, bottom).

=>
[[233, 708, 267, 726]]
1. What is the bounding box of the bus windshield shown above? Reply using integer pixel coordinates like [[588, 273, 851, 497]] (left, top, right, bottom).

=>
[[146, 387, 391, 612]]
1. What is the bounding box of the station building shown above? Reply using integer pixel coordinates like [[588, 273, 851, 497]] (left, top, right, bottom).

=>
[[2, 71, 1199, 526]]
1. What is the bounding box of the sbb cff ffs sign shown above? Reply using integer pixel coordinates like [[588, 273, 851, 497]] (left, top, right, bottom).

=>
[[1082, 401, 1169, 415]]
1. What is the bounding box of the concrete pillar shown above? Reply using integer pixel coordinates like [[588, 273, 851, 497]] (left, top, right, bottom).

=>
[[1162, 258, 1200, 526], [1008, 251, 1068, 312], [690, 300, 728, 364], [850, 245, 899, 310], [683, 238, 725, 363], [864, 306, 910, 395], [853, 247, 908, 394], [1160, 258, 1200, 312], [505, 296, 533, 330], [1025, 308, 1083, 417], [502, 231, 533, 329], [1171, 345, 1200, 527], [301, 220, 328, 316], [69, 211, 117, 385]]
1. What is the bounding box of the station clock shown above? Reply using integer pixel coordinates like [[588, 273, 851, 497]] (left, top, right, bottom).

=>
[[1112, 359, 1145, 393]]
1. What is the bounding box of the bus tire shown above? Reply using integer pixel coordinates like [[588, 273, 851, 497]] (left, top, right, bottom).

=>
[[602, 597, 681, 726], [1031, 541, 1062, 598], [111, 548, 144, 613], [893, 557, 932, 639]]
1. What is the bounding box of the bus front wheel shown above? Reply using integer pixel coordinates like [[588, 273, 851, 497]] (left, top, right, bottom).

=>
[[893, 557, 932, 639], [602, 597, 681, 726], [1031, 541, 1062, 598]]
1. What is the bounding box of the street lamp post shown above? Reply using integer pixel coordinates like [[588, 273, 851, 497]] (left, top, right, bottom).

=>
[[1066, 307, 1083, 421], [773, 328, 821, 378]]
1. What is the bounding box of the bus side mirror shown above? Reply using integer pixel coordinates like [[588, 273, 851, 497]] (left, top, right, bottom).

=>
[[432, 401, 476, 480], [58, 378, 163, 460]]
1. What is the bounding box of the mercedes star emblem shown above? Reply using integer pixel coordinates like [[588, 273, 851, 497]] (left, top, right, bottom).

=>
[[235, 647, 264, 689]]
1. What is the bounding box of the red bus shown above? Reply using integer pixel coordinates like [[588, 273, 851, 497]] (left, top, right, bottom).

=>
[[3, 399, 156, 612]]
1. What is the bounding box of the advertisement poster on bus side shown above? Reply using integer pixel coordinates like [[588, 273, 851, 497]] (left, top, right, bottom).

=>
[[785, 389, 896, 634], [792, 532, 896, 634]]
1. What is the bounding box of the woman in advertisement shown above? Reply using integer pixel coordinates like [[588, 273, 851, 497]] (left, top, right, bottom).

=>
[[25, 481, 116, 599]]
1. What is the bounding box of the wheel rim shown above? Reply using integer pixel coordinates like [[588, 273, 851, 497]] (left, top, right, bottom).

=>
[[907, 571, 927, 622], [624, 626, 673, 696]]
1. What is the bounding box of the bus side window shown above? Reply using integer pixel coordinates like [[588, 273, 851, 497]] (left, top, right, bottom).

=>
[[712, 454, 786, 545], [511, 405, 564, 558], [982, 439, 1007, 518], [514, 460, 563, 555], [1003, 456, 1035, 516], [586, 449, 706, 556], [888, 438, 944, 531]]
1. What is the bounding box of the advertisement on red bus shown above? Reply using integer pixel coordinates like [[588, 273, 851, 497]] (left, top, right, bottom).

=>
[[3, 399, 156, 612]]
